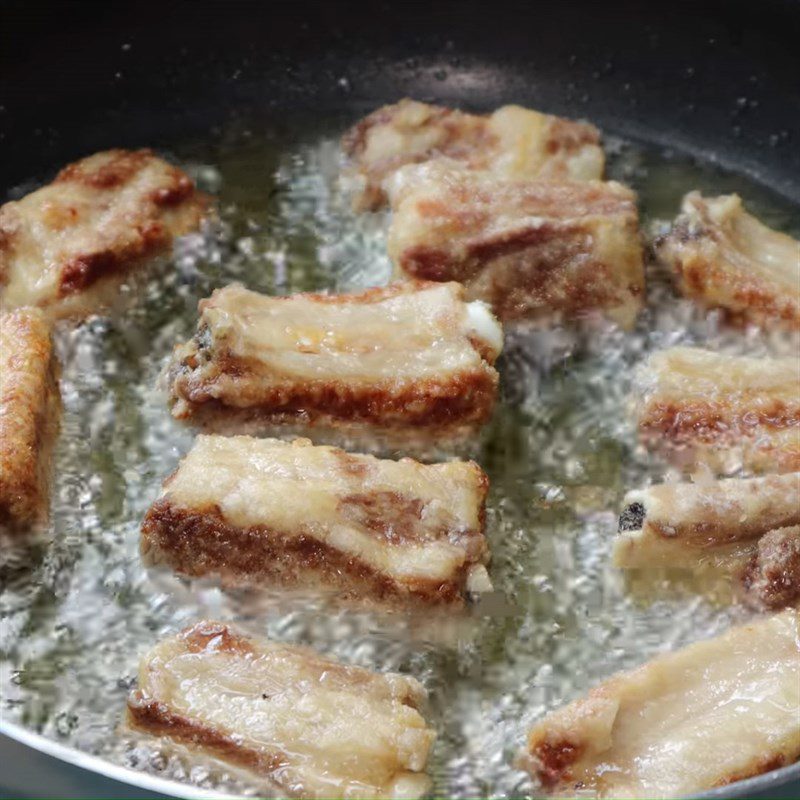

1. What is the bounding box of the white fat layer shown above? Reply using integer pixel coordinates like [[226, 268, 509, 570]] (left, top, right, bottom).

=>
[[466, 301, 503, 357]]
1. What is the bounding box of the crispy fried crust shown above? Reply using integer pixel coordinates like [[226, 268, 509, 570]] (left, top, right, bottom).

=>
[[657, 193, 800, 329], [635, 347, 800, 474], [342, 99, 604, 210], [166, 281, 501, 432], [741, 526, 800, 610], [0, 308, 60, 528], [0, 149, 209, 319], [127, 621, 435, 799], [520, 610, 800, 798], [141, 435, 491, 606], [387, 164, 644, 326]]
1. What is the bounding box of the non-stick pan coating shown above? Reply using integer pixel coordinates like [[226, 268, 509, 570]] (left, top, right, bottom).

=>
[[1, 1, 798, 200]]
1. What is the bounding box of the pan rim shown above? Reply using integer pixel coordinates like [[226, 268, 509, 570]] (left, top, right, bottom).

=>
[[4, 715, 800, 799], [0, 719, 228, 799]]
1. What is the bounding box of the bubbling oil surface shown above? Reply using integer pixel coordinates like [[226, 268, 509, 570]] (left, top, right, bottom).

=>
[[1, 116, 798, 798]]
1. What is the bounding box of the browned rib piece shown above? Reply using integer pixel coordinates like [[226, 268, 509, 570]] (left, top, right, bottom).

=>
[[387, 163, 643, 327], [127, 621, 435, 799], [657, 192, 800, 329], [141, 435, 492, 605], [615, 473, 800, 608], [0, 149, 209, 318], [166, 281, 502, 432], [634, 346, 800, 474], [520, 610, 800, 798], [342, 98, 604, 210], [742, 526, 800, 609], [0, 308, 61, 528]]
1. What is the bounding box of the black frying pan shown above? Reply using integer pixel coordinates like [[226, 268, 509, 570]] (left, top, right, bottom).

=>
[[0, 2, 798, 798], [1, 0, 799, 202]]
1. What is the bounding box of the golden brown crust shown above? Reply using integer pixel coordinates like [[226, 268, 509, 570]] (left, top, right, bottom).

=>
[[641, 400, 798, 443], [142, 501, 479, 605], [388, 169, 643, 326], [171, 367, 498, 429], [741, 526, 800, 610], [0, 308, 60, 528], [0, 149, 209, 318], [342, 100, 496, 210], [127, 695, 290, 779], [635, 348, 800, 474], [657, 193, 800, 330], [140, 436, 491, 606], [640, 401, 800, 473], [342, 99, 603, 210], [167, 281, 501, 432], [126, 621, 434, 799]]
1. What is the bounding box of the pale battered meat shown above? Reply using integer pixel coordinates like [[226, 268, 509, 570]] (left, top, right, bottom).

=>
[[657, 192, 800, 329], [615, 474, 800, 608], [742, 526, 800, 610], [0, 308, 61, 528], [615, 473, 800, 568], [387, 163, 644, 327], [520, 610, 800, 798], [141, 436, 492, 605], [166, 281, 502, 431], [342, 99, 604, 210], [0, 149, 209, 318], [634, 347, 800, 474], [127, 621, 435, 799]]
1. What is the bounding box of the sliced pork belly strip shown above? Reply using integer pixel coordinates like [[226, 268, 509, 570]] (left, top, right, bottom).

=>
[[141, 435, 492, 605], [616, 474, 800, 608], [387, 163, 644, 327], [0, 308, 61, 529], [634, 346, 800, 474], [657, 192, 800, 329], [166, 281, 502, 431], [342, 98, 604, 210], [615, 473, 800, 568], [127, 621, 435, 799], [0, 149, 208, 319], [520, 609, 800, 798]]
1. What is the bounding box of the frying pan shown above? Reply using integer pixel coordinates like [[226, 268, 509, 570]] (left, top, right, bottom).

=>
[[1, 1, 798, 798]]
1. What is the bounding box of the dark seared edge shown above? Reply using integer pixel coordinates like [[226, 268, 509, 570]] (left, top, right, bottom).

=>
[[141, 500, 477, 605], [171, 365, 499, 429]]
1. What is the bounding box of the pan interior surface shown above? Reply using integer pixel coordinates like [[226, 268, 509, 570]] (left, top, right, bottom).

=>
[[1, 115, 798, 798], [1, 3, 799, 798]]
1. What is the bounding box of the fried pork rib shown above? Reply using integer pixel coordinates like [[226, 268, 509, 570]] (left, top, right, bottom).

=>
[[615, 473, 800, 608], [657, 192, 800, 329], [127, 621, 435, 799], [141, 435, 492, 605], [342, 98, 604, 210], [0, 309, 60, 528], [166, 281, 502, 431], [635, 347, 800, 474], [742, 526, 800, 610], [521, 610, 800, 798], [387, 163, 644, 326], [0, 149, 208, 318]]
